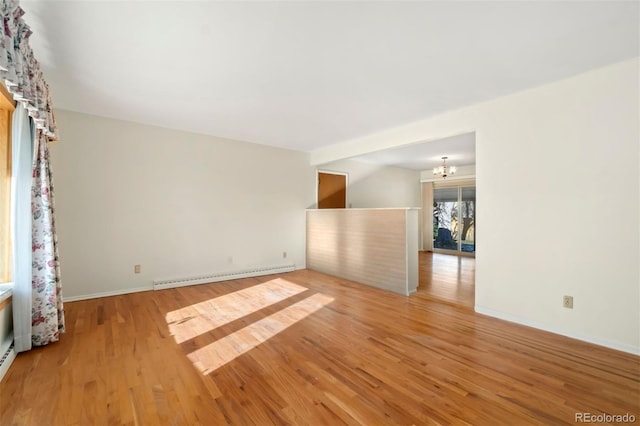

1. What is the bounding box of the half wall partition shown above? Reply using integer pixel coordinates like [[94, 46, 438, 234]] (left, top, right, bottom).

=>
[[306, 208, 420, 296]]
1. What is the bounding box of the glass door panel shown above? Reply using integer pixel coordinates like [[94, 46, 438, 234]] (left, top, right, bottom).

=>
[[433, 187, 459, 251], [461, 187, 475, 253]]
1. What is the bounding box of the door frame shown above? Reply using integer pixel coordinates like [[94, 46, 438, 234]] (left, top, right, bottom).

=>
[[316, 169, 349, 209], [432, 184, 476, 257]]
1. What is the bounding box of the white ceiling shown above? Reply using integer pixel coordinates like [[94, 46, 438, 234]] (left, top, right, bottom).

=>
[[21, 1, 639, 153], [350, 132, 476, 171]]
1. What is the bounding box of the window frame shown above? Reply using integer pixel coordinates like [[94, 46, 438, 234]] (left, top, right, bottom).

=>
[[0, 82, 16, 283]]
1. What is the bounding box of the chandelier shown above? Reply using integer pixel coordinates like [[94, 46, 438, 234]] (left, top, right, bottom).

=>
[[433, 156, 456, 178]]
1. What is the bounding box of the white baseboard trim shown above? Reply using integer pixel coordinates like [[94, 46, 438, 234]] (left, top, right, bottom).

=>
[[63, 265, 303, 303], [475, 305, 640, 356], [63, 286, 153, 303], [153, 264, 296, 291]]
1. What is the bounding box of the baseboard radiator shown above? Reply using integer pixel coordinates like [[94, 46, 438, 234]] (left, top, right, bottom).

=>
[[0, 291, 15, 383], [153, 264, 296, 291], [0, 340, 15, 383]]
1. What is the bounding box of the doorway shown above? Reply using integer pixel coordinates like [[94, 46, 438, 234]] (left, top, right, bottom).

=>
[[433, 185, 475, 255], [420, 180, 476, 308], [418, 252, 475, 308]]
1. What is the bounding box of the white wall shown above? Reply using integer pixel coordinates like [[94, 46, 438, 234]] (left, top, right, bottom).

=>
[[310, 58, 640, 354], [319, 159, 421, 208], [50, 110, 315, 300]]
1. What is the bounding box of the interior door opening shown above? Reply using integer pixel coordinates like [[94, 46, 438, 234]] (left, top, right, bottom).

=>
[[433, 186, 475, 255], [420, 183, 476, 308]]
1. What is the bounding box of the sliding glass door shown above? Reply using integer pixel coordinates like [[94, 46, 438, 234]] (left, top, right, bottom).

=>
[[460, 187, 475, 253], [433, 186, 475, 255], [433, 188, 458, 251]]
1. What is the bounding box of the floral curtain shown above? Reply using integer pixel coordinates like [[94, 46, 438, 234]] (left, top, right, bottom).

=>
[[31, 131, 64, 346], [0, 0, 57, 140], [2, 0, 63, 349]]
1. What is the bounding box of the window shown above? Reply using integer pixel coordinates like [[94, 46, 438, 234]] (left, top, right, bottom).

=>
[[0, 84, 14, 282]]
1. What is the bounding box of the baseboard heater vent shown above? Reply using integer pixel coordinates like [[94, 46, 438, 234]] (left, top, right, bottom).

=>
[[153, 264, 296, 291], [0, 341, 15, 383]]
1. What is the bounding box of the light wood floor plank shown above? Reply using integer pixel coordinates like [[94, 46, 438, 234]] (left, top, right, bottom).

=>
[[0, 254, 638, 425]]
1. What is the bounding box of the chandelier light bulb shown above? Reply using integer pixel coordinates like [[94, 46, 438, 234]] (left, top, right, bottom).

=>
[[433, 156, 456, 179]]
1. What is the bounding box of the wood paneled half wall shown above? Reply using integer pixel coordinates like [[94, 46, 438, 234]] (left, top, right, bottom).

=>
[[306, 208, 419, 295]]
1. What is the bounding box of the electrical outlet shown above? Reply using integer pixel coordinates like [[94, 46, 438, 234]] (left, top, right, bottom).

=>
[[283, 251, 287, 259], [563, 295, 573, 309], [134, 264, 141, 274], [228, 256, 233, 264]]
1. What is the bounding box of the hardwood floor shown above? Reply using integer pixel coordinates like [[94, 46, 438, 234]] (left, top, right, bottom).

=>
[[1, 268, 638, 425], [418, 251, 475, 308]]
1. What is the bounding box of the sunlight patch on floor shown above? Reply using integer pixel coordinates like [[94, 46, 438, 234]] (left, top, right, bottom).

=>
[[187, 293, 334, 374], [166, 278, 307, 343]]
